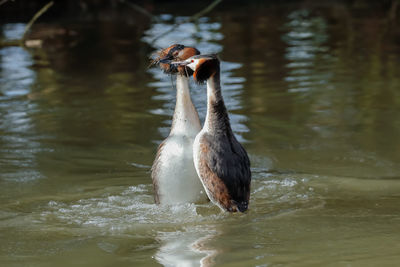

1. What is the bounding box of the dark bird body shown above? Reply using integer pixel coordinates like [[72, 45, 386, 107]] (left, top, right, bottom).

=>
[[174, 55, 252, 212]]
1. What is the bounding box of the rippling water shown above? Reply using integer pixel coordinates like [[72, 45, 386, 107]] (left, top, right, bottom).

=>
[[1, 2, 400, 266]]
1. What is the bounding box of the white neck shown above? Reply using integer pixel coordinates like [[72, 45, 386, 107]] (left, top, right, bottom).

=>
[[170, 75, 201, 136], [204, 74, 223, 132]]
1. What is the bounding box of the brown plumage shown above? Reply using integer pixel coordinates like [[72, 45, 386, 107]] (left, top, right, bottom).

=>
[[151, 44, 200, 76], [198, 143, 234, 211], [167, 54, 252, 212]]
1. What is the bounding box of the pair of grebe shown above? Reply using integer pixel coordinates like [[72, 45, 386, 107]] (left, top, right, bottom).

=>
[[151, 44, 251, 212]]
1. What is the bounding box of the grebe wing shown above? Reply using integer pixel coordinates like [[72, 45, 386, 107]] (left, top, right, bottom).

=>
[[151, 140, 167, 204], [198, 134, 251, 210]]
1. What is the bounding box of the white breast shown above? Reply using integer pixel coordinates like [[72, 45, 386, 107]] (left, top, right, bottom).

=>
[[156, 134, 207, 204], [152, 75, 207, 204]]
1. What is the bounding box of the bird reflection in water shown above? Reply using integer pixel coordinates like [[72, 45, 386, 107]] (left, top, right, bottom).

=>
[[155, 225, 220, 267]]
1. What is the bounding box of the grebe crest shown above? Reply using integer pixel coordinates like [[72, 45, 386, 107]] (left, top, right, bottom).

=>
[[173, 54, 220, 83], [151, 44, 200, 77]]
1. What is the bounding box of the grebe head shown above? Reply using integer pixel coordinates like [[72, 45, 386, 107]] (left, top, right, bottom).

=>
[[152, 44, 200, 76], [171, 54, 220, 83]]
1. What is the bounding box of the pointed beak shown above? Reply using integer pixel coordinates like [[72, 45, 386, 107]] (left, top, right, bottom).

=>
[[170, 60, 189, 66], [158, 55, 174, 64], [158, 56, 188, 66], [159, 58, 188, 66]]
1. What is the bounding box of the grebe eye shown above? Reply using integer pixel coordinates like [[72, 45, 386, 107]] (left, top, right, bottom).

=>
[[191, 60, 194, 63]]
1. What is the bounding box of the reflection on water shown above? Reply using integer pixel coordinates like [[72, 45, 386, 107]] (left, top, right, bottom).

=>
[[1, 23, 25, 40], [1, 2, 400, 266], [283, 9, 332, 93], [142, 16, 223, 52], [0, 24, 45, 183], [155, 225, 218, 267], [282, 10, 340, 142]]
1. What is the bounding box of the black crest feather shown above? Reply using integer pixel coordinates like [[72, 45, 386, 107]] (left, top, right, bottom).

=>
[[194, 57, 220, 83]]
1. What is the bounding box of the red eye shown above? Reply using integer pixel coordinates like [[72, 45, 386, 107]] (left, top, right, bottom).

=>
[[191, 60, 194, 63]]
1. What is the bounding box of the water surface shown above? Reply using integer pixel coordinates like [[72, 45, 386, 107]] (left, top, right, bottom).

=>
[[1, 2, 400, 266]]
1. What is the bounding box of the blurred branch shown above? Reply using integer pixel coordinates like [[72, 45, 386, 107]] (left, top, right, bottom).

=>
[[190, 0, 223, 21], [119, 0, 161, 23], [0, 1, 53, 48], [150, 0, 223, 46], [22, 1, 54, 41]]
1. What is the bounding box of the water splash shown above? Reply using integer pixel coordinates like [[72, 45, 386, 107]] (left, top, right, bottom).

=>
[[41, 185, 222, 235]]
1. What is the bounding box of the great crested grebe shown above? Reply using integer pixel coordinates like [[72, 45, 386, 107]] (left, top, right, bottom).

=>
[[151, 44, 207, 204], [169, 54, 251, 212]]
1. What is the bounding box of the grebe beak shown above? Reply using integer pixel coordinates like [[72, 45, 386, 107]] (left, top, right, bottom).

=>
[[169, 60, 189, 66], [158, 55, 174, 64], [158, 58, 188, 66]]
